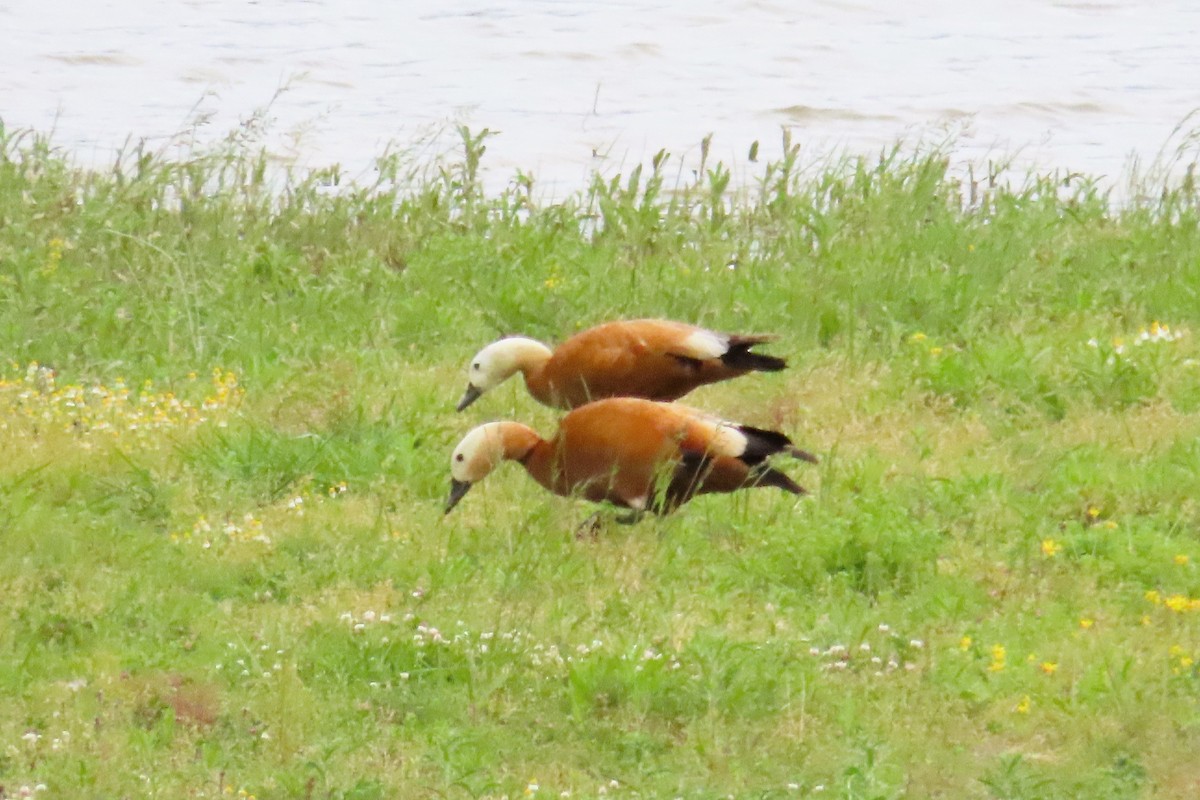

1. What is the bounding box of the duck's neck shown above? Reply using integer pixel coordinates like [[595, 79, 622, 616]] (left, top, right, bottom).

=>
[[497, 422, 542, 465], [518, 438, 560, 495], [499, 423, 559, 494], [497, 337, 554, 395]]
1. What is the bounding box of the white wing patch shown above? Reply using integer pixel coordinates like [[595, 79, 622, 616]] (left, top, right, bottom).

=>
[[665, 403, 749, 458], [702, 420, 749, 458], [679, 329, 729, 361]]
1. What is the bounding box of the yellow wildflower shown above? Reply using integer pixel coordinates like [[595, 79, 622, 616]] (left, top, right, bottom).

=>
[[909, 332, 927, 343], [988, 644, 1006, 672], [1175, 554, 1189, 566], [1087, 507, 1100, 519], [1164, 594, 1190, 613], [1079, 618, 1094, 629], [1181, 657, 1195, 669], [1041, 539, 1063, 557], [960, 636, 972, 651], [1102, 520, 1118, 530], [1145, 590, 1161, 605], [929, 346, 943, 356], [1015, 696, 1031, 714], [42, 237, 65, 275], [1040, 661, 1058, 675]]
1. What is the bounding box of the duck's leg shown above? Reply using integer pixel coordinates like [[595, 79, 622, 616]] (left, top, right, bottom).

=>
[[575, 512, 605, 540], [574, 507, 646, 537]]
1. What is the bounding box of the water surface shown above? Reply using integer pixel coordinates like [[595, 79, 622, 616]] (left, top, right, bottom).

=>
[[3, 0, 1198, 195]]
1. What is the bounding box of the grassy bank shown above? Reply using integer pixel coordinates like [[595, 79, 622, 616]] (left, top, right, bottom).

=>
[[1, 123, 1199, 799]]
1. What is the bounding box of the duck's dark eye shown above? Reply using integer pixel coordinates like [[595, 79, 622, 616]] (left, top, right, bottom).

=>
[[472, 362, 481, 370], [455, 453, 464, 462]]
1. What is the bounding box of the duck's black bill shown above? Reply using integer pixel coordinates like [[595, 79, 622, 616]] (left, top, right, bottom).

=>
[[456, 384, 483, 412], [445, 479, 473, 514]]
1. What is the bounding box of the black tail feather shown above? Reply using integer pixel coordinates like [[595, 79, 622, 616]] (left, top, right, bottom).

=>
[[721, 336, 787, 372], [786, 445, 820, 464], [752, 465, 807, 495], [736, 424, 819, 465]]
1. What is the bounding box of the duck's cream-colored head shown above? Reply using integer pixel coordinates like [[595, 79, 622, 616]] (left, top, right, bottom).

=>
[[456, 337, 553, 411], [445, 421, 539, 513]]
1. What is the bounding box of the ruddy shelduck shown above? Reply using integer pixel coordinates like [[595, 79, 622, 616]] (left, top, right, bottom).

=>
[[445, 397, 817, 518], [456, 319, 786, 411]]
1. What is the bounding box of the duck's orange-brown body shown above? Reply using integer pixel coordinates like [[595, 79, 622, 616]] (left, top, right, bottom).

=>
[[460, 319, 787, 412], [507, 398, 813, 514], [529, 321, 783, 408]]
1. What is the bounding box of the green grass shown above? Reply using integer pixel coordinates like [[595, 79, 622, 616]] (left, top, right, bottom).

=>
[[1, 121, 1199, 798]]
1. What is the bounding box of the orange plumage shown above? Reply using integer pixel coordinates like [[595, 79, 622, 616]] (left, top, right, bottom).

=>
[[456, 319, 786, 411], [446, 397, 816, 517]]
